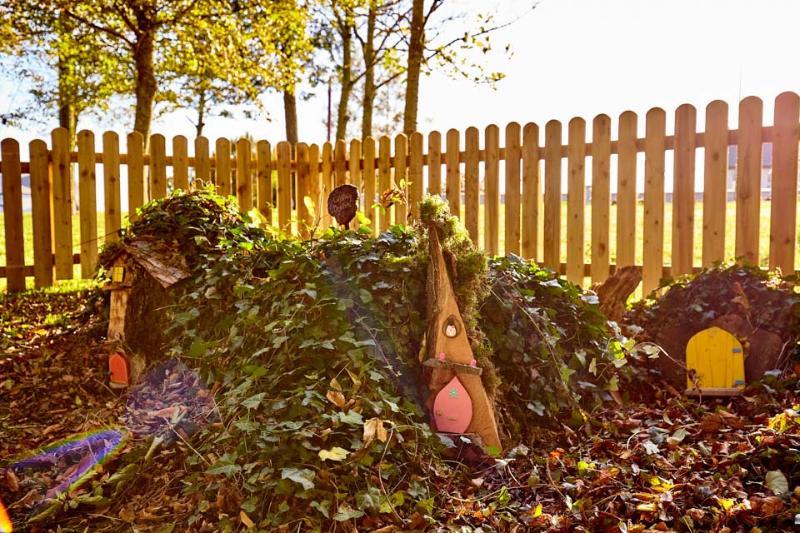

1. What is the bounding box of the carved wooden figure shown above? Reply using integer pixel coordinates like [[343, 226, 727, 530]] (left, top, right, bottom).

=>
[[424, 223, 502, 450]]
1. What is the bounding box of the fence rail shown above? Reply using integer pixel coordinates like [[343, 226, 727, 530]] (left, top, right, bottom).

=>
[[1, 92, 799, 294]]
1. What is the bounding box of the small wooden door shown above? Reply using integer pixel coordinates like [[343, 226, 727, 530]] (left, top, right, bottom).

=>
[[685, 327, 745, 396]]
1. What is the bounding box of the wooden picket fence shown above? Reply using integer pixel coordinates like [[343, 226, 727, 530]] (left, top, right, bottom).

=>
[[1, 91, 799, 294]]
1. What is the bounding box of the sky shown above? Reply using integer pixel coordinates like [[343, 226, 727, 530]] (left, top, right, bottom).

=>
[[3, 0, 800, 146]]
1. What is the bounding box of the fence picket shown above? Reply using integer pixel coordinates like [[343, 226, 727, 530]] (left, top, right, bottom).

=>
[[505, 122, 522, 256], [521, 123, 540, 260], [334, 139, 347, 186], [642, 108, 666, 294], [173, 135, 189, 190], [445, 129, 460, 217], [308, 144, 321, 228], [735, 96, 763, 266], [215, 138, 231, 196], [149, 134, 167, 199], [52, 128, 73, 279], [702, 101, 728, 267], [296, 143, 312, 237], [484, 124, 500, 255], [77, 130, 98, 278], [408, 132, 424, 221], [591, 115, 611, 283], [464, 127, 480, 242], [566, 118, 586, 284], [672, 104, 697, 276], [543, 121, 562, 270], [350, 140, 362, 215], [378, 136, 392, 231], [256, 140, 272, 224], [102, 131, 122, 245], [127, 132, 145, 220], [1, 138, 25, 291], [769, 92, 800, 273], [321, 142, 333, 227], [236, 138, 253, 211], [276, 141, 292, 231], [616, 111, 637, 268], [395, 134, 408, 223], [363, 138, 376, 232], [29, 139, 53, 288], [194, 136, 210, 186], [428, 131, 442, 195]]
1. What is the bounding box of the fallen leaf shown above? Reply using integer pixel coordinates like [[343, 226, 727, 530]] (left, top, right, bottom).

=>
[[363, 417, 388, 445], [240, 510, 255, 529], [765, 469, 789, 496], [326, 389, 346, 409], [319, 447, 349, 462]]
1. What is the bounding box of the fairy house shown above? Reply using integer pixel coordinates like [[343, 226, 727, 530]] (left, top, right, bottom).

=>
[[102, 238, 190, 387], [423, 223, 502, 451]]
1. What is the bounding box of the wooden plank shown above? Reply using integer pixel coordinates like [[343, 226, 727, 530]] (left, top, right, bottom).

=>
[[642, 108, 667, 295], [378, 135, 392, 231], [484, 124, 500, 255], [236, 138, 253, 211], [52, 127, 73, 279], [77, 130, 98, 278], [321, 142, 333, 228], [194, 136, 210, 187], [616, 112, 637, 268], [566, 118, 586, 284], [276, 141, 292, 232], [672, 104, 697, 277], [702, 101, 728, 267], [363, 138, 376, 233], [408, 132, 424, 221], [127, 132, 145, 222], [334, 139, 347, 186], [296, 142, 312, 237], [256, 140, 272, 224], [505, 122, 522, 256], [172, 135, 189, 190], [29, 139, 53, 287], [102, 131, 122, 245], [349, 139, 362, 218], [769, 91, 800, 273], [543, 120, 562, 269], [215, 138, 232, 196], [1, 138, 25, 290], [445, 129, 461, 218], [464, 127, 480, 243], [591, 115, 611, 283], [428, 131, 442, 195], [521, 123, 540, 260], [149, 134, 167, 199], [308, 143, 321, 229], [735, 96, 763, 266], [395, 134, 408, 224]]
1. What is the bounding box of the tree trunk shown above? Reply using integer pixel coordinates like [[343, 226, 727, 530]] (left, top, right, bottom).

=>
[[283, 88, 298, 144], [403, 0, 425, 135], [132, 8, 157, 147], [195, 88, 207, 138], [335, 20, 353, 141], [360, 1, 377, 140]]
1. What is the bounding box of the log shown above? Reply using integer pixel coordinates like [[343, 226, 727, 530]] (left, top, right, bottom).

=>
[[594, 265, 641, 322]]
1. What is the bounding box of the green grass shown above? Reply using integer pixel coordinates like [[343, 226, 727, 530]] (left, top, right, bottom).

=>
[[1, 200, 798, 291]]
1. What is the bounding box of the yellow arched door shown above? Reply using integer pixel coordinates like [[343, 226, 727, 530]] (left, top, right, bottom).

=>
[[685, 327, 745, 395]]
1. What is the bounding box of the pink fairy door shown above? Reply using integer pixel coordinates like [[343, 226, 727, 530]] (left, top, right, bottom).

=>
[[433, 376, 473, 433]]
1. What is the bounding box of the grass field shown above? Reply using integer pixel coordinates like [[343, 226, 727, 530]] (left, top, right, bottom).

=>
[[1, 200, 798, 291]]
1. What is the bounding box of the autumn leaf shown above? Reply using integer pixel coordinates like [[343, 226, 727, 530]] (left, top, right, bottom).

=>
[[363, 417, 388, 446], [326, 389, 346, 409], [318, 447, 349, 462], [239, 510, 255, 529]]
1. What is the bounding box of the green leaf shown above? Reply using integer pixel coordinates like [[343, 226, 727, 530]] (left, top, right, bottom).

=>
[[338, 410, 364, 426], [333, 503, 364, 521], [207, 463, 242, 477], [242, 393, 265, 409], [280, 468, 315, 491]]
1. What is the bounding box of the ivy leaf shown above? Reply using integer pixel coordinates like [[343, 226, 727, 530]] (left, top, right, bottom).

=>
[[242, 393, 265, 409], [280, 468, 315, 491], [318, 447, 349, 462], [207, 463, 242, 477], [338, 410, 364, 426], [333, 503, 364, 521]]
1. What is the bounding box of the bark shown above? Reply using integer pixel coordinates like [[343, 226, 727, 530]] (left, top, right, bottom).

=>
[[402, 0, 425, 135], [360, 1, 377, 139], [195, 88, 206, 138], [283, 88, 298, 144], [132, 6, 157, 147], [335, 19, 353, 141]]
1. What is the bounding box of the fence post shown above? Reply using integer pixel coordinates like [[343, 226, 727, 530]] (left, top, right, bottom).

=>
[[77, 130, 98, 278], [29, 139, 53, 288], [769, 91, 800, 273], [1, 138, 25, 291]]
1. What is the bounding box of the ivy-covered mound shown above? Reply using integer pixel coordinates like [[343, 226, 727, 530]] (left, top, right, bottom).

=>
[[90, 191, 630, 528], [626, 264, 800, 389]]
